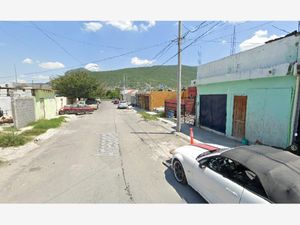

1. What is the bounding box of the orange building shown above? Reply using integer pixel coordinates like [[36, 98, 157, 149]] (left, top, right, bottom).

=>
[[137, 90, 179, 111]]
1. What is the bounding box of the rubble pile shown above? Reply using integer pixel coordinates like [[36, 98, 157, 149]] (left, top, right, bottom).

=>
[[0, 116, 13, 124]]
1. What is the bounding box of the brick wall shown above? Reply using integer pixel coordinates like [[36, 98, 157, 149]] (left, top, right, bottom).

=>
[[11, 97, 36, 129]]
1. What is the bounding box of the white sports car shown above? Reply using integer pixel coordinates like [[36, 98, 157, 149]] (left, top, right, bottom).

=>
[[171, 144, 300, 203]]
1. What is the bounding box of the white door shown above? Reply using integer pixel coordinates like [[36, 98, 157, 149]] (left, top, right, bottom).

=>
[[240, 189, 271, 203], [193, 156, 244, 203]]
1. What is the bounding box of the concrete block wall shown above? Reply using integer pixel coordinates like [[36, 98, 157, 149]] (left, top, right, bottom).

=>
[[12, 97, 36, 129]]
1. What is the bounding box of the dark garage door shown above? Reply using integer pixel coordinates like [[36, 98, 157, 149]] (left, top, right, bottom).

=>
[[200, 94, 227, 133]]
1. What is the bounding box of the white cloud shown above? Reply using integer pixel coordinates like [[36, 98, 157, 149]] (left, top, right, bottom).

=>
[[39, 61, 65, 69], [105, 21, 155, 32], [32, 75, 50, 80], [139, 21, 156, 31], [131, 57, 154, 66], [239, 30, 279, 51], [226, 21, 246, 24], [82, 22, 103, 32], [106, 21, 138, 31], [84, 63, 100, 71], [22, 58, 33, 64]]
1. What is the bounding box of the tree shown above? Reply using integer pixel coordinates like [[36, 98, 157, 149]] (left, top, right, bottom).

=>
[[105, 88, 121, 99], [51, 70, 104, 99]]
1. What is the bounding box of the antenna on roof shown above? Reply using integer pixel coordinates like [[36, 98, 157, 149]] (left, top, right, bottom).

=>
[[197, 45, 202, 65], [230, 25, 236, 55]]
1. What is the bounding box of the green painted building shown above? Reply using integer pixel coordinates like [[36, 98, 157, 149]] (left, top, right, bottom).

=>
[[31, 88, 57, 120], [193, 32, 300, 148]]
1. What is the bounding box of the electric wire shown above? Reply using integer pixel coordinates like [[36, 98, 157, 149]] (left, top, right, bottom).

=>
[[30, 22, 83, 64]]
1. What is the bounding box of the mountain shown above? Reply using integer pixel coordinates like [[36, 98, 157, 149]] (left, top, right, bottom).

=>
[[86, 65, 197, 90]]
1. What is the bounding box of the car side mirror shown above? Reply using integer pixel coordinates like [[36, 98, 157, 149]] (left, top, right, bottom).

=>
[[199, 159, 207, 169]]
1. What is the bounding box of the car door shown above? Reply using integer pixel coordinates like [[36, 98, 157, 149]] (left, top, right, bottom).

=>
[[232, 167, 271, 203], [194, 156, 244, 203], [240, 189, 271, 203]]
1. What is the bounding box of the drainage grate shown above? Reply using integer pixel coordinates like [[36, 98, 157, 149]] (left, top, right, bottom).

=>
[[97, 132, 119, 156]]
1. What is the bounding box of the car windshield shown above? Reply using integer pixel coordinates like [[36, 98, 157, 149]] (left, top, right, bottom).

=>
[[86, 99, 97, 104]]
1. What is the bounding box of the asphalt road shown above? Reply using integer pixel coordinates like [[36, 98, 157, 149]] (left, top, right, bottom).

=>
[[0, 101, 206, 203]]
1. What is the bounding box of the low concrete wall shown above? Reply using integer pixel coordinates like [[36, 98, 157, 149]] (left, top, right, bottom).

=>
[[11, 97, 36, 129], [0, 96, 12, 116], [55, 97, 67, 113]]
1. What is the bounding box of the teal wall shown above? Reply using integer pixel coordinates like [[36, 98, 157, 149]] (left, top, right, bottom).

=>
[[196, 75, 297, 148]]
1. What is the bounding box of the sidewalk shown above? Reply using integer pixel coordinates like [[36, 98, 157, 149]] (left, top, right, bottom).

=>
[[158, 117, 241, 148], [180, 123, 241, 148]]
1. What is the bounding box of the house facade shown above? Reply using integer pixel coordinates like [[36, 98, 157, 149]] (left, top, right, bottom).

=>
[[137, 90, 177, 111], [194, 32, 300, 149], [32, 88, 57, 120]]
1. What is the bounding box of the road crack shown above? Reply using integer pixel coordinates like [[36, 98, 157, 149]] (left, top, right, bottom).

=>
[[114, 116, 135, 203]]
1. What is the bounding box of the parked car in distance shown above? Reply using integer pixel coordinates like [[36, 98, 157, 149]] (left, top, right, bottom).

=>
[[85, 98, 99, 110], [59, 104, 94, 115], [117, 100, 128, 109], [172, 144, 300, 203], [113, 99, 120, 104]]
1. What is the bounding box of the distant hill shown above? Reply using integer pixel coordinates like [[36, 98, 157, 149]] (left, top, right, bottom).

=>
[[85, 65, 197, 90]]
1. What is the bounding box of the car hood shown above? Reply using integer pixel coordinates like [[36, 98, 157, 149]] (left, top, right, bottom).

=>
[[174, 145, 209, 159]]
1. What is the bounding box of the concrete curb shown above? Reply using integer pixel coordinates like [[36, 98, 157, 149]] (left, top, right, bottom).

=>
[[157, 118, 196, 144]]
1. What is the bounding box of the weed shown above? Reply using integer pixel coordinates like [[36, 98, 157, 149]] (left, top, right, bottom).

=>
[[138, 112, 159, 121], [2, 126, 19, 132], [0, 117, 65, 148], [30, 117, 65, 129], [0, 132, 31, 147], [21, 128, 47, 137]]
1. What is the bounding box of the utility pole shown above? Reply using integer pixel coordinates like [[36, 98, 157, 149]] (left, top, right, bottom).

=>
[[123, 74, 126, 100], [13, 64, 18, 86], [176, 21, 182, 132], [298, 21, 300, 32]]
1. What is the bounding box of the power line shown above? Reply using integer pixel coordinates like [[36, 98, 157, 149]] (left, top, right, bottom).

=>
[[151, 39, 177, 60], [272, 25, 290, 34], [41, 29, 125, 50], [161, 22, 223, 66], [140, 22, 222, 79], [30, 22, 83, 64], [202, 21, 274, 43], [182, 21, 208, 39], [22, 40, 174, 76]]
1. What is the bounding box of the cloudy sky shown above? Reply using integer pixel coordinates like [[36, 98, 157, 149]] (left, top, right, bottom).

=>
[[0, 20, 298, 84]]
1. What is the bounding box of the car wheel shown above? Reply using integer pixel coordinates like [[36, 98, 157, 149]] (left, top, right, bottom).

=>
[[173, 159, 187, 184]]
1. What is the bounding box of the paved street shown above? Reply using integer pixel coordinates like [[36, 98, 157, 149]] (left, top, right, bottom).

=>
[[0, 101, 205, 203]]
